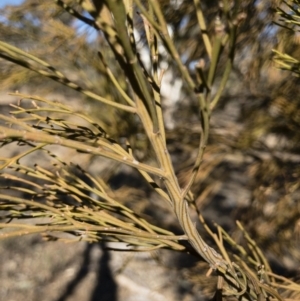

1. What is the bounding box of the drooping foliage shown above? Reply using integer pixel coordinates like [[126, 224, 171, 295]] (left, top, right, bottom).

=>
[[0, 0, 299, 300]]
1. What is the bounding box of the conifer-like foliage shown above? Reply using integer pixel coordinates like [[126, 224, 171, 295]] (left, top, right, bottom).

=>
[[0, 0, 299, 300]]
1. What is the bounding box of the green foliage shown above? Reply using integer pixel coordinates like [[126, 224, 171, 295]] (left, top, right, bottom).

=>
[[0, 0, 299, 300], [273, 0, 300, 75]]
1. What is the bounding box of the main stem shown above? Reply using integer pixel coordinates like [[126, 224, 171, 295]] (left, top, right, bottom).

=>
[[137, 100, 228, 271]]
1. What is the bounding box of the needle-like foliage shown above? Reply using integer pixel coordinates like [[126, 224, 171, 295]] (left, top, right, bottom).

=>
[[0, 1, 299, 300]]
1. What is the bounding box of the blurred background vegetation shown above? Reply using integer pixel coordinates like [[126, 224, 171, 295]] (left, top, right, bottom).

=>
[[0, 0, 299, 300]]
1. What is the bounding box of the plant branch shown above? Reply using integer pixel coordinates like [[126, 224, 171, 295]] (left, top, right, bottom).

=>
[[0, 125, 164, 177], [0, 41, 135, 113]]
